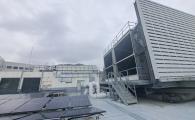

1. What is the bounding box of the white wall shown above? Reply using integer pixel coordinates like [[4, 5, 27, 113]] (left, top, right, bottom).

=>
[[0, 71, 100, 90]]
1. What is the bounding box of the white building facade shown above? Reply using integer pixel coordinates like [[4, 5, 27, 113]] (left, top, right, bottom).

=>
[[0, 56, 100, 93]]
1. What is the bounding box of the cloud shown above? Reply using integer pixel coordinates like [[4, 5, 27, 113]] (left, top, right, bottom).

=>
[[0, 0, 194, 69]]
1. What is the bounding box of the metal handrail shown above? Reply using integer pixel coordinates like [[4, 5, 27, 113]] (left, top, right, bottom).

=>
[[119, 72, 135, 89], [104, 21, 137, 55], [103, 71, 138, 104], [107, 72, 135, 92], [119, 67, 136, 76], [105, 71, 138, 101], [118, 72, 138, 103]]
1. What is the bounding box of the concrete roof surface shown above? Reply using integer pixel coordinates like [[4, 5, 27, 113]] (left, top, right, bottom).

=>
[[91, 98, 195, 120]]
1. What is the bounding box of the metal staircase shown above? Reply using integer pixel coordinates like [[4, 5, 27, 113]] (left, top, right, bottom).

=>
[[109, 72, 138, 105], [106, 23, 138, 105]]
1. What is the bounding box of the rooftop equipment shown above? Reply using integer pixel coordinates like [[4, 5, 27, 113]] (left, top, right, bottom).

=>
[[102, 0, 195, 103], [0, 94, 105, 120]]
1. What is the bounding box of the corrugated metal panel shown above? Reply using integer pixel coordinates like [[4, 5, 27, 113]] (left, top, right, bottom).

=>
[[135, 0, 195, 82]]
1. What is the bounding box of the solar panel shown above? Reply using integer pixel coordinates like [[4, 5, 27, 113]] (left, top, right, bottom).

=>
[[0, 95, 105, 119], [62, 107, 105, 119], [0, 117, 12, 120], [0, 99, 8, 105], [16, 114, 43, 120], [15, 111, 64, 120], [0, 94, 31, 100], [0, 93, 47, 100], [0, 95, 11, 100], [45, 96, 70, 110], [13, 97, 51, 114], [5, 94, 24, 100], [40, 111, 64, 119], [0, 99, 30, 115], [45, 95, 91, 110], [70, 95, 91, 108], [17, 107, 105, 120], [0, 114, 28, 120], [0, 113, 36, 120]]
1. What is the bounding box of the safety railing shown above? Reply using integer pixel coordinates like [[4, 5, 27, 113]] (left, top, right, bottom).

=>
[[105, 72, 138, 104], [118, 72, 137, 101], [104, 21, 137, 55]]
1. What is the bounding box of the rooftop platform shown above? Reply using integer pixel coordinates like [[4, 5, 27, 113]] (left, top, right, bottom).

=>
[[91, 98, 195, 120], [101, 80, 151, 86]]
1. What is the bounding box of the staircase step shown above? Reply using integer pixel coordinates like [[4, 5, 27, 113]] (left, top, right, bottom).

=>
[[111, 81, 137, 105]]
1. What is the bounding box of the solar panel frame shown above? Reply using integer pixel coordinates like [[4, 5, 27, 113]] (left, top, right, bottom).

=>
[[44, 96, 71, 110], [16, 111, 64, 120], [62, 107, 105, 119], [0, 99, 9, 105], [0, 95, 11, 100], [17, 107, 105, 120], [0, 95, 104, 120], [39, 111, 64, 119], [13, 97, 51, 114], [0, 117, 12, 120], [0, 114, 28, 120], [70, 95, 91, 108], [0, 99, 30, 115], [15, 114, 44, 120], [0, 93, 47, 101], [0, 113, 38, 120], [45, 95, 91, 110]]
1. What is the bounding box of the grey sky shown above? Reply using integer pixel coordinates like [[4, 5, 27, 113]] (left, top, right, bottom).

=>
[[0, 0, 195, 69]]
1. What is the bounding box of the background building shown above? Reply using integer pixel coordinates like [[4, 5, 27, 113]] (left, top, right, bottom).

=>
[[0, 56, 33, 71], [39, 64, 100, 89], [0, 56, 100, 94]]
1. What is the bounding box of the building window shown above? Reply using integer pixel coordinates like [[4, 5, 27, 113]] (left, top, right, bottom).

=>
[[13, 66, 18, 69], [19, 67, 24, 70], [7, 66, 12, 69]]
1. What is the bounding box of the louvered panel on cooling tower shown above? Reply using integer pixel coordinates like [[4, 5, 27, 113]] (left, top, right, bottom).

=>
[[135, 0, 195, 82]]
